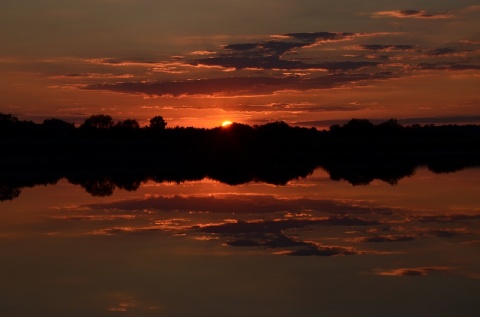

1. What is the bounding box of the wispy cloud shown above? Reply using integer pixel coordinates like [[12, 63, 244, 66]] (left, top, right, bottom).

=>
[[375, 267, 453, 276], [372, 9, 453, 19]]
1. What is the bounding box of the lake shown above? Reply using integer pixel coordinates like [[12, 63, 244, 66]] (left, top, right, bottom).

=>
[[1, 167, 479, 316]]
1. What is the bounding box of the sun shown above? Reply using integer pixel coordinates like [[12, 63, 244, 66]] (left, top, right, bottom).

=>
[[221, 120, 233, 127]]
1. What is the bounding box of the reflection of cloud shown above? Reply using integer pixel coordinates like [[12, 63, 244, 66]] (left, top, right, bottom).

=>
[[375, 267, 452, 276], [199, 217, 376, 256], [85, 194, 394, 216], [49, 189, 480, 259], [104, 292, 161, 313]]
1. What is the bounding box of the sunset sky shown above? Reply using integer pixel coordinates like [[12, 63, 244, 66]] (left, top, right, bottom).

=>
[[1, 1, 479, 128]]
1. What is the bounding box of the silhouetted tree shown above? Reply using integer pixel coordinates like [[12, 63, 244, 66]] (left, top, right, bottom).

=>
[[80, 114, 114, 129], [42, 118, 75, 135], [0, 185, 21, 201], [329, 124, 341, 134], [341, 118, 375, 136], [0, 113, 20, 136], [115, 119, 140, 129], [81, 178, 116, 196], [377, 118, 403, 135], [0, 113, 19, 126], [149, 116, 167, 129]]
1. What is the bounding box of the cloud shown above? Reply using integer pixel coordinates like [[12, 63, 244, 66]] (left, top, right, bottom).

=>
[[74, 30, 478, 98], [425, 47, 461, 56], [194, 50, 377, 72], [416, 62, 480, 71], [191, 32, 359, 71], [284, 245, 357, 257], [357, 235, 416, 243], [415, 214, 480, 223], [360, 44, 415, 51], [372, 9, 453, 19], [86, 57, 158, 66], [49, 73, 134, 79], [227, 102, 368, 113], [84, 71, 392, 97]]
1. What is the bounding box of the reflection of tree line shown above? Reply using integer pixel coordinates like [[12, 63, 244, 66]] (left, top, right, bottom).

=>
[[1, 114, 480, 201]]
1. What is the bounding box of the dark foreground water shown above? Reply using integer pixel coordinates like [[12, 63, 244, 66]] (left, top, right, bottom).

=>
[[1, 167, 479, 316]]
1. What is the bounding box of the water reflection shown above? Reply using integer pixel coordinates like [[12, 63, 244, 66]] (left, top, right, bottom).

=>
[[1, 168, 479, 316], [2, 153, 479, 201]]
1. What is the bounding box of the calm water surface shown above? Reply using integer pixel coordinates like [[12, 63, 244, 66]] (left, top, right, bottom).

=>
[[1, 167, 480, 316]]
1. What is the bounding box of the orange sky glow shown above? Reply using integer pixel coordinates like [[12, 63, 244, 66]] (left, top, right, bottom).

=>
[[1, 2, 479, 128]]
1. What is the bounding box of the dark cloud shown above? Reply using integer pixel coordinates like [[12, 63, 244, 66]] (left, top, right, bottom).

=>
[[192, 32, 362, 71], [417, 62, 480, 71], [286, 32, 354, 42], [401, 9, 428, 16], [84, 71, 392, 97], [286, 246, 356, 257], [361, 44, 414, 51], [426, 47, 459, 56], [359, 235, 416, 243], [192, 55, 305, 70], [85, 77, 299, 97], [221, 32, 353, 55], [416, 214, 480, 223], [428, 229, 465, 238], [224, 43, 260, 51], [193, 51, 378, 72]]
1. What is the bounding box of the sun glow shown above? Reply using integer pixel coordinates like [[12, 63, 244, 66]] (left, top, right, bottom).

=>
[[221, 120, 233, 127]]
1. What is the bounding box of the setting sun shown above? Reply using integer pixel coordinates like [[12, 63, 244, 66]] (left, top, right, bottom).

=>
[[221, 120, 233, 127]]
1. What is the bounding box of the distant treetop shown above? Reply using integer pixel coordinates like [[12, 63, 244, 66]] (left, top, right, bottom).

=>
[[149, 116, 167, 129]]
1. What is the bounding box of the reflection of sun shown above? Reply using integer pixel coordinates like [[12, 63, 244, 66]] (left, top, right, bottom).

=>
[[221, 120, 233, 127]]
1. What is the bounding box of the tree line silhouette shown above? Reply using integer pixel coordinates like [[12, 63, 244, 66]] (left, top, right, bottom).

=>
[[1, 113, 480, 201]]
